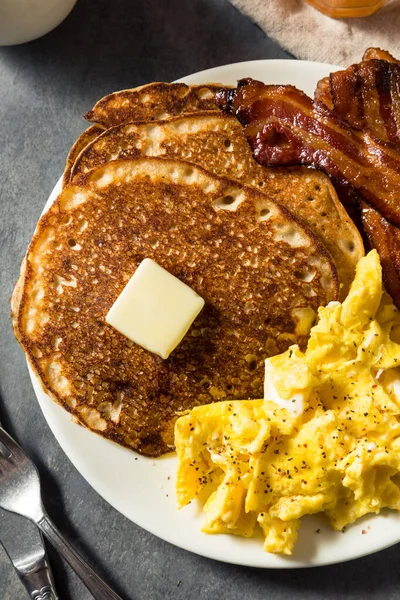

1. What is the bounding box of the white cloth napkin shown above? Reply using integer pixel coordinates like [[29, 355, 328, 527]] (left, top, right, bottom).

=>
[[229, 0, 400, 65]]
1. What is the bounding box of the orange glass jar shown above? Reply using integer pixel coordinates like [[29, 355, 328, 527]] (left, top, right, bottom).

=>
[[305, 0, 387, 17]]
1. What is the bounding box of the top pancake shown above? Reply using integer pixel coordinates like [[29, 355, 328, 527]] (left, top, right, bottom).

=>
[[12, 157, 338, 456], [68, 112, 364, 298], [84, 82, 227, 128]]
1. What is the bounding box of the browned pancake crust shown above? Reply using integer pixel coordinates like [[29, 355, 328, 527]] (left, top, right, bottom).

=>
[[84, 82, 228, 128], [62, 124, 105, 187], [12, 158, 338, 456]]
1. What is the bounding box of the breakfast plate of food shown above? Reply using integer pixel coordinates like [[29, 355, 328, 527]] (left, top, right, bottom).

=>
[[11, 49, 400, 568]]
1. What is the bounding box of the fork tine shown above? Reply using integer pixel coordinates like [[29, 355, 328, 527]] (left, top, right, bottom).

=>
[[0, 425, 22, 450], [0, 426, 28, 463], [0, 439, 12, 458]]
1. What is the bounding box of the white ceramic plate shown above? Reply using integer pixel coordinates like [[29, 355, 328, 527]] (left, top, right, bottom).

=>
[[29, 60, 400, 568]]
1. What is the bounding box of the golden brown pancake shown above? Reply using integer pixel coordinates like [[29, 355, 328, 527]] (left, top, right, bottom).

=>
[[12, 157, 339, 456], [84, 82, 229, 128], [69, 112, 364, 298]]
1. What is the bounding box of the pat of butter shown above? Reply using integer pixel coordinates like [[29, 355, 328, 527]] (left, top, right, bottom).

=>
[[106, 258, 204, 359]]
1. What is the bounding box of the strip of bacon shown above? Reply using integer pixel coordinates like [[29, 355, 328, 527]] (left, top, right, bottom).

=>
[[314, 52, 400, 144], [362, 47, 400, 65], [361, 202, 400, 309], [329, 60, 400, 144], [314, 76, 333, 109], [315, 49, 400, 109], [219, 79, 400, 227]]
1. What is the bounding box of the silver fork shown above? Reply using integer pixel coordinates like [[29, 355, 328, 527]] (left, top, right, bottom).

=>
[[0, 425, 123, 600]]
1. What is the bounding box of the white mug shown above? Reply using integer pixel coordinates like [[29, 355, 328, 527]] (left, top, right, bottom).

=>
[[0, 0, 78, 46]]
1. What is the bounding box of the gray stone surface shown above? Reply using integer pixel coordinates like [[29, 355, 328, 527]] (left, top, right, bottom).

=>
[[1, 0, 400, 598]]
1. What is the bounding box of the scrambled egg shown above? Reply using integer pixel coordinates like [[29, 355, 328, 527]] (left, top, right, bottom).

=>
[[175, 250, 400, 554]]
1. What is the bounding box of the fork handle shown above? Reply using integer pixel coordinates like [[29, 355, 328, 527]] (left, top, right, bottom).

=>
[[20, 562, 58, 600], [37, 514, 122, 600]]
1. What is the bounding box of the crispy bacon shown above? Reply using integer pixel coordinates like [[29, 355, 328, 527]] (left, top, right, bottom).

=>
[[315, 49, 400, 109], [362, 47, 400, 64], [329, 60, 400, 144], [361, 202, 400, 308], [314, 76, 333, 109], [221, 78, 400, 227], [314, 52, 400, 144]]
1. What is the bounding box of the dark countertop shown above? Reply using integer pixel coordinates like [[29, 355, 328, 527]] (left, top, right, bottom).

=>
[[1, 1, 400, 598]]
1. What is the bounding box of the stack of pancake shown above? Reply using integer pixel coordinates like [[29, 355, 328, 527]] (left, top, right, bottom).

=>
[[11, 81, 363, 456]]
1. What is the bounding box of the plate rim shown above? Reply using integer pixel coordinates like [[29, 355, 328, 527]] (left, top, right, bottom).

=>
[[29, 58, 400, 569]]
